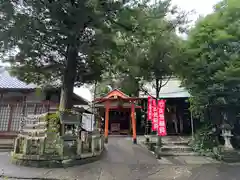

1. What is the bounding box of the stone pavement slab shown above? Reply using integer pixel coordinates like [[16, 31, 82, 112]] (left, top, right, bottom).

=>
[[1, 137, 240, 180], [147, 166, 193, 180], [0, 152, 50, 179], [174, 156, 221, 165]]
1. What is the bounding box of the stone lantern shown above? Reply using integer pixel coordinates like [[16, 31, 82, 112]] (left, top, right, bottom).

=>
[[220, 123, 233, 150]]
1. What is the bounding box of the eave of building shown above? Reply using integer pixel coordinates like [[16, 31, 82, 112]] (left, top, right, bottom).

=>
[[139, 77, 191, 98], [0, 66, 89, 105]]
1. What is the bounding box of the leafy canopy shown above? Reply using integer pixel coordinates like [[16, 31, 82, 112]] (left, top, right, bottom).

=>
[[175, 0, 240, 114], [0, 0, 140, 86], [0, 0, 160, 108], [105, 0, 187, 98]]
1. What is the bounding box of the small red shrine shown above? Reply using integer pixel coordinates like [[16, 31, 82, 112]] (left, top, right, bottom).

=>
[[93, 89, 141, 144]]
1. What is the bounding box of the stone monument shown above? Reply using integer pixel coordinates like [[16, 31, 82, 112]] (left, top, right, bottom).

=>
[[11, 111, 104, 167]]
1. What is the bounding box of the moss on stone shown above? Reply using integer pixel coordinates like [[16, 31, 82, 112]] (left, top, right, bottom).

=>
[[11, 148, 105, 168]]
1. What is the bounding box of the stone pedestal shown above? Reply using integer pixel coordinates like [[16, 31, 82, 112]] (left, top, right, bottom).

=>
[[220, 127, 240, 162], [11, 113, 105, 168]]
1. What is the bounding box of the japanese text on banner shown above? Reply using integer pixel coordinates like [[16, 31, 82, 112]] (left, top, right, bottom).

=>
[[157, 100, 167, 136], [147, 96, 152, 120], [151, 99, 158, 131]]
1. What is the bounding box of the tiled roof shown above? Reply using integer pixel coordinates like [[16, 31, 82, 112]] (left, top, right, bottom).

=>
[[0, 66, 89, 104], [0, 67, 36, 89], [140, 78, 191, 98]]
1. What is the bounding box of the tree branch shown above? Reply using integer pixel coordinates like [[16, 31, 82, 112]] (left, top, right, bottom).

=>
[[32, 37, 66, 58], [161, 75, 172, 88], [139, 84, 157, 100]]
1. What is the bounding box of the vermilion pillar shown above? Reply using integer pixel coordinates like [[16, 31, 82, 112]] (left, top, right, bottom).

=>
[[104, 101, 110, 143], [131, 102, 137, 144]]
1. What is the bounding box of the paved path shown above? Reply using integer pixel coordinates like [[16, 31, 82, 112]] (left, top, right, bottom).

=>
[[1, 137, 240, 180]]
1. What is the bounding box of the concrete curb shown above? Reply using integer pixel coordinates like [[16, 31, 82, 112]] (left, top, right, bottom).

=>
[[0, 175, 60, 180], [138, 139, 202, 157]]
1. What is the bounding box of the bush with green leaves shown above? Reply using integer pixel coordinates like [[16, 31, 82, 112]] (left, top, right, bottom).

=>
[[190, 123, 223, 160]]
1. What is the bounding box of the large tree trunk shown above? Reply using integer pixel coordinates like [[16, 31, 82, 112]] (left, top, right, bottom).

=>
[[59, 45, 78, 111]]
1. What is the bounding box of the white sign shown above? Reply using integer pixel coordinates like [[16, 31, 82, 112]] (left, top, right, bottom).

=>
[[111, 123, 120, 132], [82, 113, 94, 131]]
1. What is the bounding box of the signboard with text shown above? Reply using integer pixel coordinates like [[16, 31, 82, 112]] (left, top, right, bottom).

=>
[[147, 96, 152, 120], [151, 98, 158, 131], [147, 96, 167, 136], [157, 100, 167, 136]]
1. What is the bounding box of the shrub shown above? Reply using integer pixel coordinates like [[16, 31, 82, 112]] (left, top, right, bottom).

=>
[[190, 123, 223, 160]]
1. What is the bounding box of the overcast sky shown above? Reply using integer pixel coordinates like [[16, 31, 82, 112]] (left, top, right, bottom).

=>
[[172, 0, 220, 20]]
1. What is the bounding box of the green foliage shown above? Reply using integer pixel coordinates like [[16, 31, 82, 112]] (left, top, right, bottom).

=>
[[97, 0, 187, 98], [174, 0, 240, 117], [191, 123, 222, 159], [1, 0, 157, 109], [95, 73, 140, 97], [47, 113, 61, 133], [0, 0, 118, 85], [119, 75, 140, 96]]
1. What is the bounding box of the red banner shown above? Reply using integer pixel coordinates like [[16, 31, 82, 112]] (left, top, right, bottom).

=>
[[147, 96, 152, 120], [151, 99, 158, 131], [157, 100, 167, 136]]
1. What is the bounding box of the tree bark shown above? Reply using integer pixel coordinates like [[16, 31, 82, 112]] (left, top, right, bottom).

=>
[[156, 78, 160, 99], [59, 45, 78, 111], [155, 78, 162, 159]]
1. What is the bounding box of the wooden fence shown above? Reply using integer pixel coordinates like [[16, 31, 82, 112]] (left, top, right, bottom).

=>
[[0, 102, 57, 137]]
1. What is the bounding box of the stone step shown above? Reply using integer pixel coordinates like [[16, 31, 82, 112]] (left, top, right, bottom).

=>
[[162, 141, 189, 146], [24, 122, 47, 129], [22, 128, 46, 132], [0, 144, 13, 152], [221, 151, 240, 163], [18, 134, 46, 139], [20, 134, 46, 138], [21, 129, 47, 135], [222, 158, 240, 163], [160, 145, 193, 152], [0, 144, 13, 148], [158, 151, 200, 156]]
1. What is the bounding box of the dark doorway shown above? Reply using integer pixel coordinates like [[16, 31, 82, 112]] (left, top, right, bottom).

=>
[[165, 98, 192, 136], [107, 109, 131, 135]]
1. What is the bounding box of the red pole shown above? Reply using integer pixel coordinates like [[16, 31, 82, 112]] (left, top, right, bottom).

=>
[[104, 101, 110, 143], [131, 102, 137, 144]]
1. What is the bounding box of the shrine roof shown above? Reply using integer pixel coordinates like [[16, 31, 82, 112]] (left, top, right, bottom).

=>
[[93, 89, 141, 103]]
